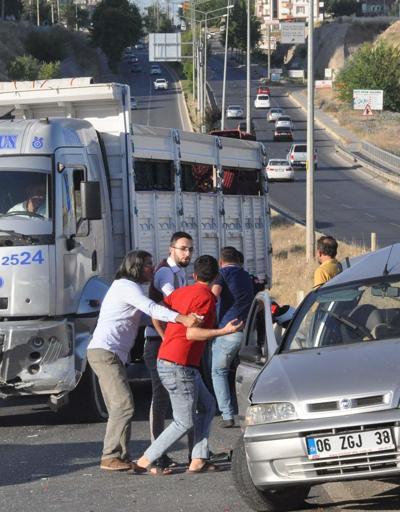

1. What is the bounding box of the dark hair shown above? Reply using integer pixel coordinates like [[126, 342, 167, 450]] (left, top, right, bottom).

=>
[[170, 231, 193, 245], [115, 250, 152, 282], [317, 235, 338, 258], [194, 255, 219, 283], [220, 246, 241, 264]]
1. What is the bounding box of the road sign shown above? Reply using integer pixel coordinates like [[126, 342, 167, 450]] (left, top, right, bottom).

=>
[[353, 89, 383, 110], [281, 22, 306, 44], [149, 33, 182, 62], [362, 104, 373, 116]]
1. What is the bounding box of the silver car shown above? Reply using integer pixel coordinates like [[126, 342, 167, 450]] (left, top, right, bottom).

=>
[[226, 104, 244, 119], [233, 244, 400, 511]]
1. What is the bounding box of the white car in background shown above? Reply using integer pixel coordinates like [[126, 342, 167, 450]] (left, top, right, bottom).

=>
[[267, 107, 284, 122], [226, 104, 244, 119], [153, 78, 168, 90], [265, 159, 294, 181], [150, 64, 162, 75], [275, 115, 294, 130], [130, 96, 138, 110], [254, 94, 271, 109]]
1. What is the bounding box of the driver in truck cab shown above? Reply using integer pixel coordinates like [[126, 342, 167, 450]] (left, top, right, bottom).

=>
[[7, 182, 46, 216]]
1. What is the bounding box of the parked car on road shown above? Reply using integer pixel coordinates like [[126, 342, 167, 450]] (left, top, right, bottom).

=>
[[267, 107, 284, 122], [287, 143, 317, 169], [150, 64, 162, 75], [273, 126, 293, 141], [257, 84, 271, 95], [275, 115, 294, 130], [226, 104, 244, 119], [134, 42, 145, 49], [153, 78, 168, 90], [265, 159, 294, 181], [232, 244, 400, 512], [254, 94, 271, 109]]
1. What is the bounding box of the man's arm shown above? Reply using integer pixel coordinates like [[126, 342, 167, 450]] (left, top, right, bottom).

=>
[[152, 318, 166, 338], [211, 284, 222, 299], [187, 318, 243, 341]]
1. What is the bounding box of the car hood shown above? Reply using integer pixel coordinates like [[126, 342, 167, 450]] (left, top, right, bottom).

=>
[[251, 339, 400, 417]]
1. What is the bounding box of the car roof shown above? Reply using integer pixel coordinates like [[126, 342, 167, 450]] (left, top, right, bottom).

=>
[[270, 107, 283, 112], [228, 104, 242, 108], [268, 159, 289, 164], [278, 115, 291, 120]]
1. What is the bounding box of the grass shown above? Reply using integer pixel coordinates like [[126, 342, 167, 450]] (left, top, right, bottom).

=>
[[269, 211, 369, 305]]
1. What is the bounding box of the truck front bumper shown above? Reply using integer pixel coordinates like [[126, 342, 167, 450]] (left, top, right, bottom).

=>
[[0, 319, 78, 396]]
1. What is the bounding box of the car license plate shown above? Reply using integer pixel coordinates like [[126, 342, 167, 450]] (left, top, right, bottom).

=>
[[306, 428, 394, 460]]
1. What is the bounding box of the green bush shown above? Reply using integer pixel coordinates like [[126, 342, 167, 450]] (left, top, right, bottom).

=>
[[7, 55, 61, 80], [25, 27, 68, 63]]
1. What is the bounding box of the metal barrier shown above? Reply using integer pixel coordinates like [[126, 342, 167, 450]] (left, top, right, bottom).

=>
[[360, 141, 400, 175]]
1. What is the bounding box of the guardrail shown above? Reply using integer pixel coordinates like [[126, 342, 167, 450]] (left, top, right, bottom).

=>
[[360, 141, 400, 175]]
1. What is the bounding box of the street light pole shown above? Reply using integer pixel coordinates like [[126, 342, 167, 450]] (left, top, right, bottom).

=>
[[36, 0, 40, 26], [306, 0, 315, 262], [221, 2, 231, 130], [246, 0, 251, 133]]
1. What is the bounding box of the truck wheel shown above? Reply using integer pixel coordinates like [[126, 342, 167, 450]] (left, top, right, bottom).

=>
[[60, 367, 108, 423], [231, 435, 311, 512]]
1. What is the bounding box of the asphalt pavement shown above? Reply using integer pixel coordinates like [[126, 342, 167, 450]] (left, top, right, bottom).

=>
[[206, 40, 400, 249]]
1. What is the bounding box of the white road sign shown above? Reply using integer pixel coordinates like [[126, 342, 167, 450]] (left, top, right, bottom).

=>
[[353, 89, 383, 110], [149, 33, 182, 62], [281, 22, 306, 44]]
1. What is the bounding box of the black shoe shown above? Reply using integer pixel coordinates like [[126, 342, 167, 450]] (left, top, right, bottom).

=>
[[219, 418, 235, 428], [155, 454, 178, 469]]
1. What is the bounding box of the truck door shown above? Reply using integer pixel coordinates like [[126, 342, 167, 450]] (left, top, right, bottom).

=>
[[235, 292, 278, 422], [56, 153, 101, 314]]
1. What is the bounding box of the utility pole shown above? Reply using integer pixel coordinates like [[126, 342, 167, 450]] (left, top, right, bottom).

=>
[[50, 1, 54, 24], [306, 0, 315, 262], [36, 0, 40, 26], [221, 3, 231, 130], [56, 0, 60, 23], [202, 13, 208, 133], [267, 23, 271, 80], [1, 0, 5, 21], [191, 4, 196, 100], [246, 0, 251, 133]]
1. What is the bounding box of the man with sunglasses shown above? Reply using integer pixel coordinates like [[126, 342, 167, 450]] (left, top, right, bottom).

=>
[[144, 231, 194, 470]]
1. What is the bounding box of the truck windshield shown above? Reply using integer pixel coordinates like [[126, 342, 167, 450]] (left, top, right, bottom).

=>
[[0, 171, 51, 221], [283, 276, 400, 351]]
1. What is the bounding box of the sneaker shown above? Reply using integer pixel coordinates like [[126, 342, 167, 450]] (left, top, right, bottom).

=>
[[100, 457, 132, 471], [219, 418, 235, 428]]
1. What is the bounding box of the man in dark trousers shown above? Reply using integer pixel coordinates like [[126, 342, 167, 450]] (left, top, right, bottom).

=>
[[211, 247, 254, 428]]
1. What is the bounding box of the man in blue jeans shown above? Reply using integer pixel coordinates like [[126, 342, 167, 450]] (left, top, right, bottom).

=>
[[211, 247, 254, 428]]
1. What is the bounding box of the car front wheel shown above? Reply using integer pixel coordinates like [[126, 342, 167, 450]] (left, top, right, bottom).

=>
[[231, 435, 311, 512]]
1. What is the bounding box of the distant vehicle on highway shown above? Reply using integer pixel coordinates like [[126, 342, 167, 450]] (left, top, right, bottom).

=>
[[232, 245, 400, 512], [150, 64, 161, 75], [267, 107, 284, 122], [287, 143, 318, 169], [130, 97, 138, 110], [265, 158, 294, 181], [134, 42, 145, 50], [274, 126, 293, 141], [237, 120, 256, 137], [154, 78, 168, 90], [275, 115, 294, 130], [129, 56, 140, 64], [210, 129, 256, 141], [257, 84, 271, 95], [226, 104, 244, 119], [254, 94, 271, 109], [131, 63, 142, 73]]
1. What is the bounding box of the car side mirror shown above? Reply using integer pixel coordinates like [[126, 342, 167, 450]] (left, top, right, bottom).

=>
[[81, 181, 102, 220], [238, 345, 262, 363]]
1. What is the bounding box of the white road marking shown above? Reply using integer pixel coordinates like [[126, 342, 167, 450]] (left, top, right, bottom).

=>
[[322, 194, 331, 199], [339, 203, 351, 209], [365, 212, 376, 218], [390, 222, 400, 228]]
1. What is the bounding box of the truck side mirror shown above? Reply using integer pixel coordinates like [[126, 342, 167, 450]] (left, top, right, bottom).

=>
[[81, 181, 102, 220]]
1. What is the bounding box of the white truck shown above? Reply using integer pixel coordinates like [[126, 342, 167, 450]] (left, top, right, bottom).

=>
[[0, 77, 272, 421]]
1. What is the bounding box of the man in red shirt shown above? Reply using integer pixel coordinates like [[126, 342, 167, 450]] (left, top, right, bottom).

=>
[[136, 255, 243, 474]]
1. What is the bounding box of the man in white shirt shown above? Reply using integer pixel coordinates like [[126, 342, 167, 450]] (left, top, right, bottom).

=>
[[144, 231, 193, 469], [7, 183, 46, 217], [87, 249, 199, 472]]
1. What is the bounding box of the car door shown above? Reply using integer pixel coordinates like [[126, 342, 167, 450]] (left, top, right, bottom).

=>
[[235, 291, 278, 422]]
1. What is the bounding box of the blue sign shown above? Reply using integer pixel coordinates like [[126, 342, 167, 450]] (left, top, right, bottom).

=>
[[32, 137, 44, 149], [0, 135, 17, 149]]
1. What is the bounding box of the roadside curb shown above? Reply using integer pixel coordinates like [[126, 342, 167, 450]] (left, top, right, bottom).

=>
[[166, 65, 194, 133]]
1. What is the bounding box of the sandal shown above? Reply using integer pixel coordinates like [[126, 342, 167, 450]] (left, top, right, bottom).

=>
[[130, 461, 174, 476], [187, 461, 219, 474]]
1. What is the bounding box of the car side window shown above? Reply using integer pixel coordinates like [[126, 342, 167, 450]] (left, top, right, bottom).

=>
[[245, 299, 266, 353]]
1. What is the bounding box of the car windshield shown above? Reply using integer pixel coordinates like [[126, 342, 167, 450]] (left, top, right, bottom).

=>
[[258, 95, 269, 100], [283, 276, 400, 352], [278, 117, 290, 121], [294, 145, 307, 152], [229, 105, 241, 110], [269, 160, 289, 166]]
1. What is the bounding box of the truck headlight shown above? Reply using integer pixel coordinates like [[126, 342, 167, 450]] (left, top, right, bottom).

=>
[[245, 403, 298, 426]]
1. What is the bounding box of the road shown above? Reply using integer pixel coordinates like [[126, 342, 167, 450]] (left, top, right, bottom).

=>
[[207, 41, 400, 249]]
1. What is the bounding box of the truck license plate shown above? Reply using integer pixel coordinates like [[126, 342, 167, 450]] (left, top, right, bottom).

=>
[[307, 428, 394, 460]]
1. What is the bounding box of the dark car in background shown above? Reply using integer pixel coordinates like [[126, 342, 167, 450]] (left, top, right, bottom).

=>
[[273, 126, 293, 141]]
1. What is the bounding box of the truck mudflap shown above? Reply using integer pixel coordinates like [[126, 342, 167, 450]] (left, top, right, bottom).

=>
[[0, 318, 79, 396]]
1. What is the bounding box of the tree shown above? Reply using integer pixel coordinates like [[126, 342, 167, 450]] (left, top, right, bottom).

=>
[[91, 0, 143, 71], [324, 0, 358, 16], [8, 55, 41, 80], [221, 0, 261, 52], [143, 3, 174, 33], [61, 4, 90, 30], [336, 41, 400, 111]]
